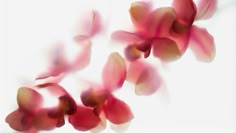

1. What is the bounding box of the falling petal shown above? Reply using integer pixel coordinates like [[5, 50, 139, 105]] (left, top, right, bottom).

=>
[[102, 52, 126, 90], [129, 1, 151, 29], [195, 0, 217, 20], [172, 0, 197, 26], [5, 109, 33, 131], [17, 87, 43, 113], [189, 25, 215, 62], [58, 95, 77, 115], [68, 105, 101, 131], [135, 64, 163, 95], [145, 7, 176, 37], [89, 11, 102, 37], [32, 108, 60, 130], [111, 30, 143, 44], [152, 38, 182, 62], [126, 61, 146, 83], [103, 95, 133, 124]]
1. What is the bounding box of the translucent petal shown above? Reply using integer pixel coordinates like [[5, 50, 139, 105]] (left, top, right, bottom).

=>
[[17, 87, 43, 113], [195, 0, 217, 20], [5, 109, 33, 131], [111, 30, 143, 44], [189, 25, 215, 62], [103, 95, 133, 124], [125, 45, 142, 61], [152, 38, 182, 62], [102, 52, 126, 90], [68, 105, 101, 131], [129, 1, 151, 28]]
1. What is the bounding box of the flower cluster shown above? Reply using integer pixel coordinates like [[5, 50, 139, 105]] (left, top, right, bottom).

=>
[[6, 0, 217, 132]]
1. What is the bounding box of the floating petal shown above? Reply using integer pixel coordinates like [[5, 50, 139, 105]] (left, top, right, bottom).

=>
[[195, 0, 217, 20], [111, 30, 143, 44]]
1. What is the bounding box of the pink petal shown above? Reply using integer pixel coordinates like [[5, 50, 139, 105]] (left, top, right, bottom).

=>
[[152, 38, 182, 62], [126, 61, 163, 95], [129, 1, 151, 29], [36, 83, 68, 96], [195, 0, 217, 20], [5, 109, 33, 131], [17, 87, 43, 113], [102, 52, 126, 90], [103, 95, 133, 124], [111, 30, 143, 44], [58, 95, 77, 115], [68, 105, 101, 131], [124, 45, 142, 61], [145, 7, 176, 37], [32, 108, 61, 130], [47, 108, 65, 127], [89, 11, 102, 37], [172, 0, 197, 26], [189, 25, 215, 62]]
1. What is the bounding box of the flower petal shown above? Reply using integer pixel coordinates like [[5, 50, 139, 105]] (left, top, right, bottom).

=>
[[125, 45, 142, 61], [58, 95, 77, 115], [17, 87, 43, 113], [5, 109, 33, 131], [189, 25, 215, 62], [102, 52, 126, 90], [111, 30, 143, 44], [129, 1, 151, 29], [68, 105, 101, 131], [172, 0, 197, 26], [195, 0, 217, 20], [152, 38, 182, 62], [145, 7, 176, 37], [103, 95, 133, 124]]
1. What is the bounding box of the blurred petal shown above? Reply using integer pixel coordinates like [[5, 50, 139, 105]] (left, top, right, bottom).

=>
[[68, 105, 101, 131], [36, 83, 68, 96], [17, 87, 43, 113], [129, 1, 151, 28], [145, 7, 176, 37], [90, 111, 107, 133], [103, 95, 133, 124], [58, 95, 77, 115], [126, 61, 146, 83], [111, 30, 143, 44], [32, 109, 60, 130], [110, 121, 130, 133], [125, 45, 142, 61], [102, 52, 126, 90], [189, 25, 215, 62], [152, 38, 182, 62], [172, 0, 196, 26], [47, 108, 65, 127], [135, 64, 163, 95], [195, 0, 217, 20], [5, 109, 33, 131], [89, 11, 102, 37]]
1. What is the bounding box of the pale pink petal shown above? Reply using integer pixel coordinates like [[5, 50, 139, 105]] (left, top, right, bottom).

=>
[[129, 1, 151, 29], [195, 0, 217, 20], [152, 38, 182, 62], [5, 109, 33, 131], [35, 83, 67, 96], [68, 105, 101, 131], [102, 52, 126, 90], [189, 25, 215, 62], [111, 30, 143, 44], [126, 61, 146, 83], [17, 87, 43, 113], [172, 0, 197, 26], [103, 95, 133, 124], [145, 7, 176, 37], [89, 11, 102, 37]]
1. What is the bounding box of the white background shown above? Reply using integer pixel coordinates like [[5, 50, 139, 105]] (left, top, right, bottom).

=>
[[1, 0, 236, 132]]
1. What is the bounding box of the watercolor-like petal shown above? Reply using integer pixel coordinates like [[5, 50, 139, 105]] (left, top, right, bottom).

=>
[[129, 1, 151, 29], [90, 111, 107, 133], [145, 7, 176, 37], [47, 108, 65, 127], [36, 83, 67, 96], [58, 95, 77, 115], [111, 30, 143, 44], [195, 0, 217, 20], [102, 52, 126, 90], [88, 11, 102, 37], [172, 0, 196, 26], [32, 108, 61, 130], [125, 45, 142, 61], [68, 105, 101, 131], [5, 109, 33, 131], [189, 25, 215, 62], [152, 38, 182, 62], [17, 87, 43, 113], [103, 95, 133, 124]]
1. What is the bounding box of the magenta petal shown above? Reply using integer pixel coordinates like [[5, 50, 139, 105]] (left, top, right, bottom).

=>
[[195, 0, 217, 20], [102, 52, 126, 90], [111, 30, 143, 44], [103, 95, 133, 124], [5, 109, 33, 131], [17, 87, 43, 113], [189, 25, 215, 62], [68, 105, 101, 131], [172, 0, 197, 26]]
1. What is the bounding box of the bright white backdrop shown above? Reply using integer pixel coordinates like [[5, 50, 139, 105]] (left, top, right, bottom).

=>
[[1, 0, 236, 132]]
